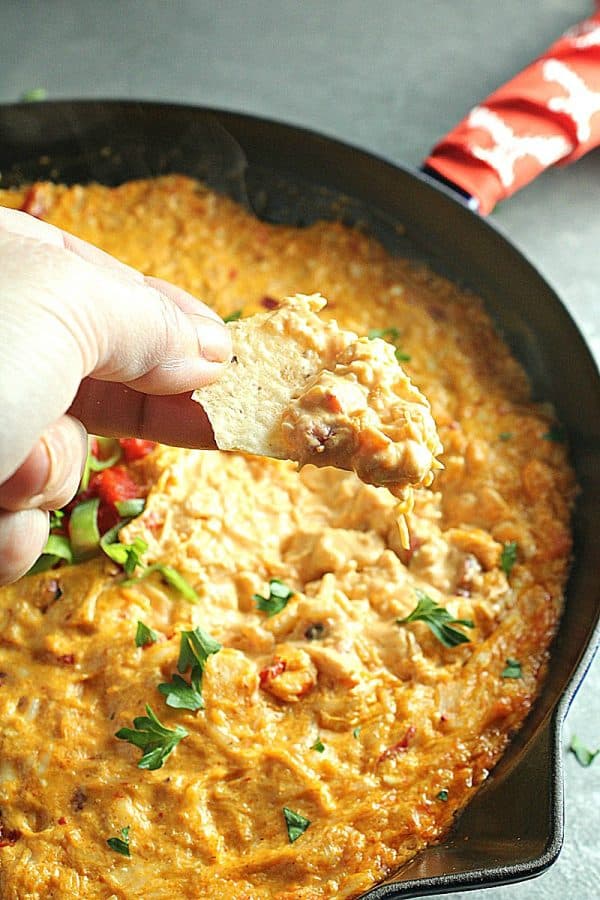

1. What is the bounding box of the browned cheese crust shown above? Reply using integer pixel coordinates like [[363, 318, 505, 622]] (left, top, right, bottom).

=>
[[0, 177, 576, 900]]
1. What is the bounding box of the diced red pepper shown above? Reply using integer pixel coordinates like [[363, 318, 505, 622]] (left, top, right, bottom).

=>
[[89, 466, 141, 508], [259, 658, 287, 689], [378, 725, 416, 762], [118, 438, 156, 462]]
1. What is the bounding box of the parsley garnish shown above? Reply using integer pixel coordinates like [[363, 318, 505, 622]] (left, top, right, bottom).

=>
[[115, 704, 188, 770], [500, 541, 518, 577], [121, 564, 200, 602], [569, 735, 599, 768], [498, 432, 513, 441], [254, 579, 294, 617], [542, 425, 566, 443], [367, 327, 411, 362], [282, 807, 311, 843], [436, 789, 449, 802], [107, 826, 131, 857], [135, 620, 158, 648], [312, 739, 325, 753], [501, 658, 522, 679], [224, 309, 242, 323], [397, 589, 474, 648], [159, 674, 204, 711], [353, 726, 362, 739], [178, 627, 222, 682], [159, 627, 222, 711]]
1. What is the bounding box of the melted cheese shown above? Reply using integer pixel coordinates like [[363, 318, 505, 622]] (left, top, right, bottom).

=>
[[0, 177, 575, 899]]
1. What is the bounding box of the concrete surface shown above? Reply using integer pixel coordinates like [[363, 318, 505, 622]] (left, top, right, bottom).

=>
[[1, 2, 598, 898]]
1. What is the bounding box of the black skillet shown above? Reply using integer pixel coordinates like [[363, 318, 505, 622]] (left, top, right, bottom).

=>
[[0, 100, 598, 899]]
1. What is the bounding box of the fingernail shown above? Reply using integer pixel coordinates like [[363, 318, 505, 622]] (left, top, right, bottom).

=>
[[194, 316, 232, 363]]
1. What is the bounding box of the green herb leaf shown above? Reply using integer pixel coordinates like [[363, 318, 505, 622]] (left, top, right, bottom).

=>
[[135, 620, 158, 648], [115, 704, 187, 770], [542, 425, 566, 443], [367, 327, 411, 362], [500, 541, 518, 577], [498, 432, 513, 441], [21, 88, 47, 102], [501, 658, 522, 679], [115, 499, 146, 518], [103, 536, 148, 575], [177, 627, 222, 688], [282, 807, 311, 843], [69, 498, 101, 561], [396, 589, 474, 648], [254, 579, 294, 617], [368, 327, 401, 342], [224, 309, 242, 323], [569, 734, 599, 768], [436, 789, 449, 801], [107, 826, 130, 857], [311, 739, 325, 753], [121, 564, 200, 602], [158, 673, 204, 711], [353, 726, 362, 739]]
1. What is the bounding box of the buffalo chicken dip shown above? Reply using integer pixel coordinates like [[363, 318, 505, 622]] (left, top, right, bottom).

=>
[[0, 176, 575, 899]]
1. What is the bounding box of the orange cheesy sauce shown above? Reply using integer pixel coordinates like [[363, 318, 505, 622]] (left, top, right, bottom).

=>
[[0, 177, 575, 899]]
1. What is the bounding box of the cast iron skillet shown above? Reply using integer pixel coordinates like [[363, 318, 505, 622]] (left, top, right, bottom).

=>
[[0, 101, 599, 898]]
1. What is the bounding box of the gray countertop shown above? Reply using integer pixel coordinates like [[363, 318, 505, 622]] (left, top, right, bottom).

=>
[[1, 2, 598, 897]]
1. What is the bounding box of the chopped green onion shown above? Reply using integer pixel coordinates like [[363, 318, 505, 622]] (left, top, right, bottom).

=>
[[115, 499, 146, 518], [498, 432, 513, 441], [80, 437, 122, 491], [224, 309, 243, 323], [102, 536, 148, 575], [69, 498, 100, 561], [569, 735, 598, 767], [27, 534, 73, 575], [311, 739, 325, 753], [121, 564, 200, 603], [353, 726, 361, 739], [437, 789, 449, 801]]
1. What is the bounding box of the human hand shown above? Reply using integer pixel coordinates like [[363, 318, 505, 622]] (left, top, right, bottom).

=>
[[0, 207, 232, 584]]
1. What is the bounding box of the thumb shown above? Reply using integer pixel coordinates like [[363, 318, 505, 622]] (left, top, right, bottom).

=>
[[0, 210, 231, 482]]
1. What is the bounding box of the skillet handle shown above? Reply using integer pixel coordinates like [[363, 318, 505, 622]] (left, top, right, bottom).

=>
[[423, 8, 600, 214]]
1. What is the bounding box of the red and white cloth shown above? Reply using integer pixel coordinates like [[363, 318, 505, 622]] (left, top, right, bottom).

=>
[[425, 9, 600, 213]]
